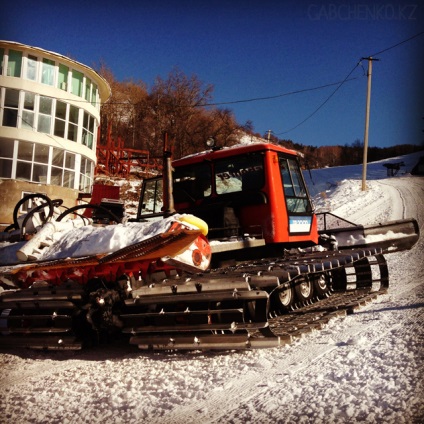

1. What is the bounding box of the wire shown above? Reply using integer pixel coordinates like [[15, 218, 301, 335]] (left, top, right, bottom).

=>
[[275, 62, 361, 135], [91, 77, 358, 108], [369, 30, 424, 57], [197, 78, 358, 107], [274, 30, 424, 136]]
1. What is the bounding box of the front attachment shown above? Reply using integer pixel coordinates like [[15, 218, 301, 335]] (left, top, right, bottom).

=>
[[318, 213, 419, 253]]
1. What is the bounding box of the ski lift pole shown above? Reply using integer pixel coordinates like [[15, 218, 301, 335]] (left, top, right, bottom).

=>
[[361, 56, 379, 191]]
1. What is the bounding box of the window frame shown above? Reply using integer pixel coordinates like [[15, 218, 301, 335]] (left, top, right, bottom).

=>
[[7, 49, 23, 77]]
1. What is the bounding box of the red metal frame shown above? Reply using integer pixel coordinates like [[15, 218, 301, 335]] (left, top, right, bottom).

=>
[[95, 125, 162, 178]]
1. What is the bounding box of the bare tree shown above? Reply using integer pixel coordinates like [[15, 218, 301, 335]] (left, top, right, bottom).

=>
[[98, 65, 239, 159]]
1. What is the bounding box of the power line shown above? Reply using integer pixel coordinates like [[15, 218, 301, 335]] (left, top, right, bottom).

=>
[[274, 30, 424, 136], [198, 78, 358, 107], [275, 62, 361, 135], [369, 30, 424, 57], [95, 78, 359, 108]]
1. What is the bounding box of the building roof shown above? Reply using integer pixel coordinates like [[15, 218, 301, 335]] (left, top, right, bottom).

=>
[[0, 40, 111, 102]]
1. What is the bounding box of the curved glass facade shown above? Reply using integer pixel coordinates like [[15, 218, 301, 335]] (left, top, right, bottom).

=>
[[0, 41, 110, 194]]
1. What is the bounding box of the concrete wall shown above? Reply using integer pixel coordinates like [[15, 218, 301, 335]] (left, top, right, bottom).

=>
[[0, 178, 79, 227]]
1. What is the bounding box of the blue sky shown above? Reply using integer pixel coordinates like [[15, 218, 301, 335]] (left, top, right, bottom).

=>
[[1, 0, 423, 148]]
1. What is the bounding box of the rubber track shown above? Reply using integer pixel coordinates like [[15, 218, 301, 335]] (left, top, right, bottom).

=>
[[0, 248, 388, 350], [265, 289, 385, 344]]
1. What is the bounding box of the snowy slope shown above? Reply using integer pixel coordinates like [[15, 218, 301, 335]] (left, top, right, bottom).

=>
[[0, 153, 423, 424]]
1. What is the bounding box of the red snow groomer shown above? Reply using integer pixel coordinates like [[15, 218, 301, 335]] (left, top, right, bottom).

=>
[[0, 141, 419, 351]]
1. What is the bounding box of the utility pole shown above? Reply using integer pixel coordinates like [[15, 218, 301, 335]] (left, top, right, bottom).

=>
[[361, 56, 379, 191]]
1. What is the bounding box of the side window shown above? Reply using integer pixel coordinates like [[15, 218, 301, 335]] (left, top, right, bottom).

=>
[[173, 163, 211, 202], [141, 178, 163, 214], [279, 155, 311, 213]]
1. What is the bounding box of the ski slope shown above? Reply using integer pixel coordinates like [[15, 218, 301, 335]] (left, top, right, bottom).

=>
[[0, 153, 423, 424]]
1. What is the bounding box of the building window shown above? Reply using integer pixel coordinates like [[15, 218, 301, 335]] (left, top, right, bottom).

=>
[[79, 156, 93, 193], [71, 70, 83, 97], [7, 50, 22, 77], [63, 152, 75, 188], [82, 112, 95, 148], [58, 64, 69, 91], [38, 96, 52, 134], [2, 88, 20, 127], [16, 140, 33, 181], [67, 105, 79, 141], [51, 148, 75, 188], [85, 77, 91, 102], [33, 143, 49, 183], [51, 147, 64, 186], [34, 142, 49, 163], [22, 92, 36, 130], [41, 58, 55, 86], [0, 137, 14, 178], [17, 140, 33, 161], [15, 141, 49, 183], [26, 55, 38, 81], [91, 84, 98, 107], [0, 48, 4, 75], [54, 100, 67, 138]]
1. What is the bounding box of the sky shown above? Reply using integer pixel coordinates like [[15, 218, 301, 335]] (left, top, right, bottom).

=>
[[1, 0, 424, 148]]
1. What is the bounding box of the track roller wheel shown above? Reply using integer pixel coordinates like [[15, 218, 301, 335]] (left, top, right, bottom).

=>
[[312, 273, 331, 299], [271, 283, 295, 314], [294, 276, 314, 306]]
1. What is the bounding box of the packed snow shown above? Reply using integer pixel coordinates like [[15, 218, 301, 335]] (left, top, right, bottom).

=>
[[0, 151, 423, 424]]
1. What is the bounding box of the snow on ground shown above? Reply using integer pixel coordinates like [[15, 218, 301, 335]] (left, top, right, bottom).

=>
[[0, 152, 423, 424]]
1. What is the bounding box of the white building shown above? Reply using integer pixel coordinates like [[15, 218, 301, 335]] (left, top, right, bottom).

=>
[[0, 40, 111, 225]]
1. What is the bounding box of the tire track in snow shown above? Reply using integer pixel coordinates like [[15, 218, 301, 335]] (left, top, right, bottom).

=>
[[385, 177, 424, 228], [0, 344, 134, 390], [151, 288, 422, 424], [158, 280, 424, 424], [153, 178, 424, 424], [378, 177, 423, 224]]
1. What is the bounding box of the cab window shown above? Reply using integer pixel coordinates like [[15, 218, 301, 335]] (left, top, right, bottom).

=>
[[214, 153, 264, 195], [173, 163, 211, 202], [279, 155, 312, 213]]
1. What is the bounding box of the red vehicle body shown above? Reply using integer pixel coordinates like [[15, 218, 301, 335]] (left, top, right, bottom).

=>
[[138, 143, 319, 260]]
